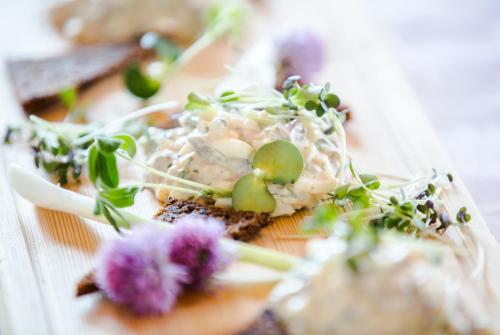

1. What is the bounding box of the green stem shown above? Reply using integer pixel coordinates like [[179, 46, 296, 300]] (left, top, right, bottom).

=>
[[29, 115, 90, 139], [130, 182, 201, 196], [74, 101, 178, 146], [177, 32, 216, 68], [332, 114, 348, 179], [117, 151, 232, 196], [220, 239, 299, 272], [156, 31, 219, 85], [108, 206, 299, 272]]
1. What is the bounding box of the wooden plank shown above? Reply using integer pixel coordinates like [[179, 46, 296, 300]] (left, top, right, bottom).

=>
[[0, 0, 498, 334]]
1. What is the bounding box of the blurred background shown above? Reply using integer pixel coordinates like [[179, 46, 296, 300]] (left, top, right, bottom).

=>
[[364, 0, 500, 238]]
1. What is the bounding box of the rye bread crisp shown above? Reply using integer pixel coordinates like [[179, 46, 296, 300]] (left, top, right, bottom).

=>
[[155, 198, 272, 241], [7, 42, 148, 113]]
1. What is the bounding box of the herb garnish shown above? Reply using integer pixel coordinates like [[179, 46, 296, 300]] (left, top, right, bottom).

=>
[[123, 0, 247, 99], [28, 116, 93, 184], [305, 162, 470, 239], [58, 87, 88, 123], [232, 140, 304, 213]]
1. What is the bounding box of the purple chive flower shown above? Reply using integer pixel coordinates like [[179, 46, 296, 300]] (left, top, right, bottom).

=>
[[276, 29, 326, 86], [168, 215, 231, 290], [95, 227, 187, 315]]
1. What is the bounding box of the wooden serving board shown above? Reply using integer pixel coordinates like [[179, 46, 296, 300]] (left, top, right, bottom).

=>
[[1, 1, 499, 334]]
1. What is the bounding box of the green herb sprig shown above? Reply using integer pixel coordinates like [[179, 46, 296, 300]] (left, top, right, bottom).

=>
[[305, 162, 469, 239], [123, 0, 247, 100], [85, 132, 235, 230], [306, 203, 380, 272], [28, 116, 94, 184]]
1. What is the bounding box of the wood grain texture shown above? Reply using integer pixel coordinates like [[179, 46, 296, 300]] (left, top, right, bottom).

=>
[[0, 0, 499, 334]]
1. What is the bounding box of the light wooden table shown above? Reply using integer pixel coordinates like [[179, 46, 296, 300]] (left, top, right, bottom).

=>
[[0, 1, 499, 334]]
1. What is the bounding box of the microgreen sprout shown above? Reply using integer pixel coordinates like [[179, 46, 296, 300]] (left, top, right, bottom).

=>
[[232, 174, 276, 213], [86, 132, 232, 230], [305, 204, 380, 272], [124, 0, 247, 100], [252, 140, 304, 184], [58, 87, 89, 123], [28, 116, 94, 184], [3, 126, 21, 144], [303, 165, 473, 272], [456, 207, 471, 224], [232, 140, 304, 213], [305, 161, 471, 238], [3, 102, 178, 185], [123, 63, 161, 99]]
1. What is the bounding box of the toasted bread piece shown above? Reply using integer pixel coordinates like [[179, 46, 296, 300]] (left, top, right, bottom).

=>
[[155, 198, 271, 241], [7, 42, 147, 113]]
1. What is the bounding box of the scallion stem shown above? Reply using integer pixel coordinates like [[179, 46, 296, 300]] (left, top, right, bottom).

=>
[[221, 239, 300, 272]]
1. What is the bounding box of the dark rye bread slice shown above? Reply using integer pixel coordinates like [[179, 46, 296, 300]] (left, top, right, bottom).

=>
[[7, 42, 148, 113], [155, 198, 271, 241], [76, 198, 271, 297], [237, 309, 288, 335]]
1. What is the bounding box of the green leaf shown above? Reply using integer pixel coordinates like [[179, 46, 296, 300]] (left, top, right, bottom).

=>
[[99, 187, 139, 208], [42, 160, 59, 173], [123, 63, 160, 99], [315, 104, 327, 117], [282, 75, 301, 91], [324, 93, 340, 108], [185, 92, 212, 111], [359, 174, 381, 190], [456, 207, 471, 223], [352, 194, 370, 209], [232, 174, 276, 213], [348, 187, 366, 198], [304, 204, 339, 232], [252, 140, 304, 184], [93, 199, 102, 215], [58, 87, 77, 110], [425, 183, 436, 196], [113, 133, 137, 158], [96, 136, 121, 154], [3, 126, 21, 144], [97, 153, 119, 188], [100, 204, 121, 232], [304, 100, 317, 111], [335, 184, 350, 200], [87, 144, 99, 185], [219, 90, 238, 102], [288, 84, 319, 107]]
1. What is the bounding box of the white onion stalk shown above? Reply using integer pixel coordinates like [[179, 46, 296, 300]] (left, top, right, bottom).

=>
[[8, 165, 299, 272]]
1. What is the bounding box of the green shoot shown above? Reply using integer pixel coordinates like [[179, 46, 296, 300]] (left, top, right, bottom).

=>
[[124, 0, 247, 99]]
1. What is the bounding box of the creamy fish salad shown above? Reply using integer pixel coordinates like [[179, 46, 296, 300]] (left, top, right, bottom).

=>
[[269, 233, 496, 335], [142, 83, 348, 216]]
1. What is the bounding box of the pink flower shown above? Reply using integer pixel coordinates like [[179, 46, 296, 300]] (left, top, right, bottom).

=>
[[168, 215, 231, 290], [276, 29, 326, 86], [95, 227, 187, 315]]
